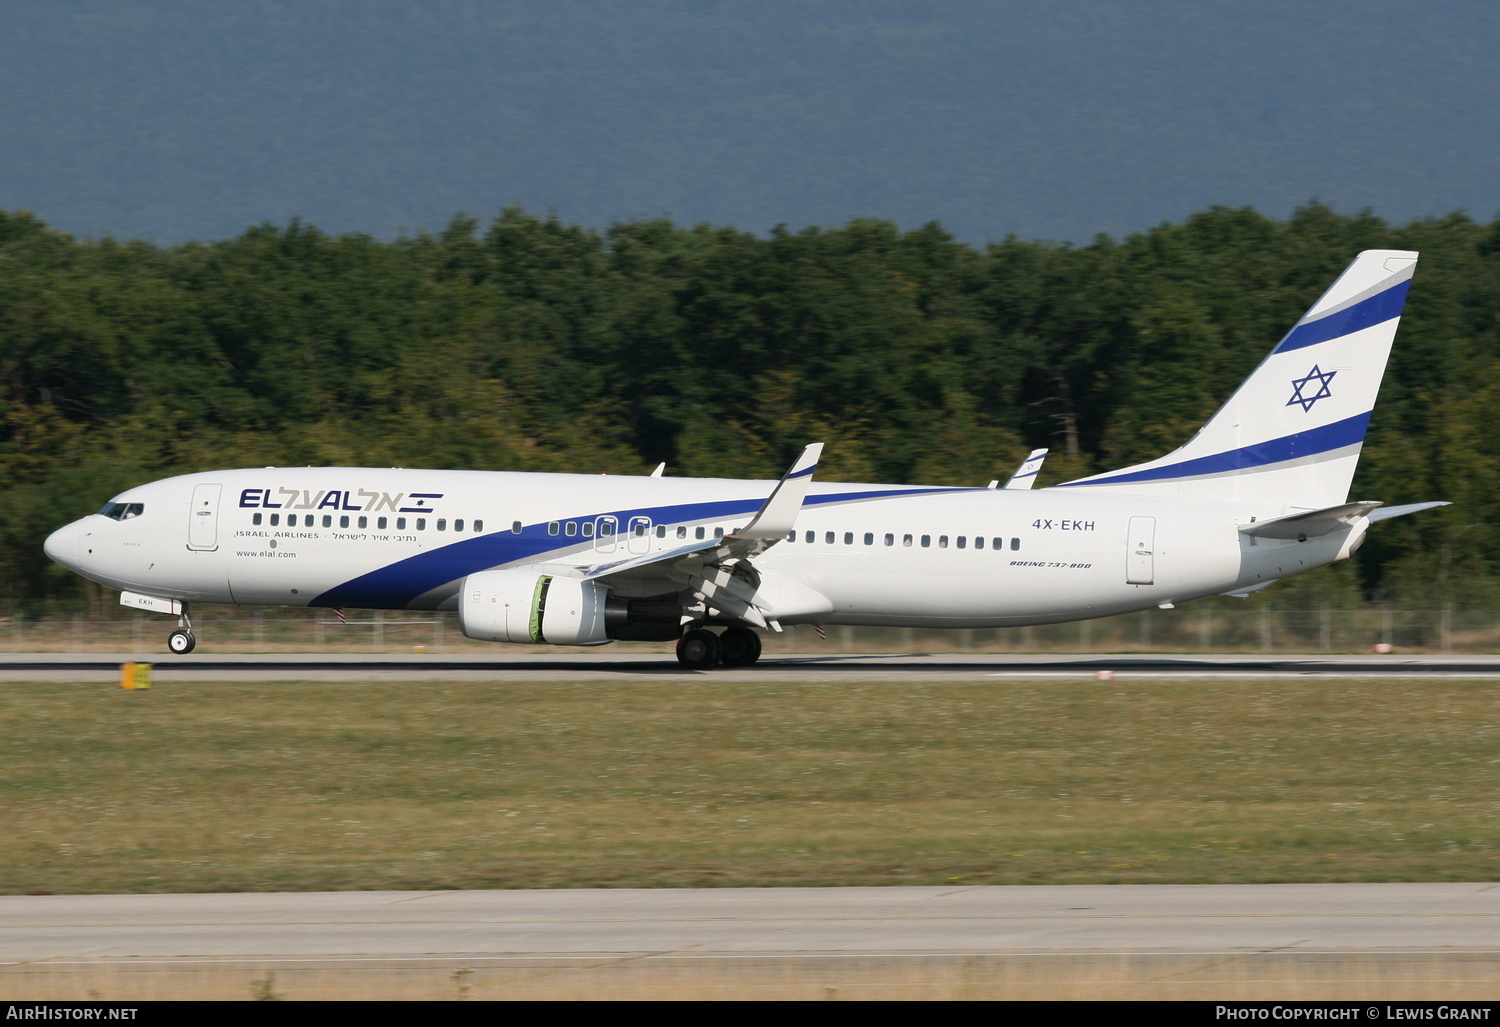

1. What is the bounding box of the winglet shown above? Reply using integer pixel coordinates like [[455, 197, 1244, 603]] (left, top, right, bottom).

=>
[[731, 443, 824, 540], [1004, 448, 1049, 490]]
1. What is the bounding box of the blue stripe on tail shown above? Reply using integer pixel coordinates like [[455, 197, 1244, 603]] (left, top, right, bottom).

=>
[[1057, 411, 1372, 488], [1272, 279, 1410, 354]]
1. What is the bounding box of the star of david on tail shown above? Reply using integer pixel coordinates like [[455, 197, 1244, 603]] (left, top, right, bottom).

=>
[[1287, 365, 1336, 412]]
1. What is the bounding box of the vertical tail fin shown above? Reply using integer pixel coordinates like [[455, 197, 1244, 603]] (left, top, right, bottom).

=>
[[1057, 250, 1418, 509]]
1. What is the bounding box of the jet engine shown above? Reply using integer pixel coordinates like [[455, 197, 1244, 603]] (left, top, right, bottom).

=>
[[458, 570, 610, 645]]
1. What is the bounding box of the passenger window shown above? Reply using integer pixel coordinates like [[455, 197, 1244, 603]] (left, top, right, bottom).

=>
[[974, 536, 984, 550], [511, 521, 521, 533], [825, 531, 835, 544], [565, 521, 577, 536], [601, 521, 615, 537], [253, 512, 262, 525], [884, 533, 894, 546], [921, 535, 931, 548], [1011, 537, 1020, 550], [583, 522, 595, 537], [549, 522, 560, 536], [396, 517, 407, 530], [677, 526, 687, 539], [454, 519, 464, 532], [340, 515, 349, 528], [864, 532, 874, 545], [786, 531, 796, 542], [358, 516, 368, 528], [695, 527, 705, 540], [286, 514, 297, 527], [956, 536, 966, 549], [474, 520, 484, 532], [323, 515, 333, 528], [378, 517, 388, 530], [903, 534, 913, 547], [270, 513, 280, 526], [993, 537, 1003, 550], [714, 527, 724, 538], [656, 525, 666, 538], [805, 531, 815, 543], [416, 518, 426, 530], [844, 532, 853, 545], [437, 519, 446, 531], [938, 535, 948, 549]]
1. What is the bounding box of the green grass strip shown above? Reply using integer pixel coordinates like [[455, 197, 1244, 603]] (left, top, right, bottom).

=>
[[2, 677, 1496, 893]]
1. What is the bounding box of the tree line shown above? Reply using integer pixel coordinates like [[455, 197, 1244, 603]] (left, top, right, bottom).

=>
[[2, 202, 1497, 612]]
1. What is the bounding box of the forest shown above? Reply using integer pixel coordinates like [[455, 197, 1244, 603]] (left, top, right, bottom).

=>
[[2, 202, 1497, 612]]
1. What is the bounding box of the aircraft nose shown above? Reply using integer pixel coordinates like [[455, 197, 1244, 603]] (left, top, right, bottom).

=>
[[44, 521, 81, 569]]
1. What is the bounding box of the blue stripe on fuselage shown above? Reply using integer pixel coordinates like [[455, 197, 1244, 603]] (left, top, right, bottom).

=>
[[310, 485, 976, 609]]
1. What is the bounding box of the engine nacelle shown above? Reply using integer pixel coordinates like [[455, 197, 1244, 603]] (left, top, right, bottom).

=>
[[458, 570, 610, 645]]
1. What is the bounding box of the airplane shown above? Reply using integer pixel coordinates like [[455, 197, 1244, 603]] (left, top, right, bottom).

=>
[[43, 250, 1447, 669]]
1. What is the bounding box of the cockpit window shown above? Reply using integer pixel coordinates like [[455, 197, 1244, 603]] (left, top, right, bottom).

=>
[[96, 502, 144, 521]]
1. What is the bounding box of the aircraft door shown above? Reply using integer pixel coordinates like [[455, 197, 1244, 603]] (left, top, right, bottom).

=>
[[594, 515, 618, 554], [187, 483, 223, 551], [1126, 516, 1155, 585], [627, 516, 652, 554]]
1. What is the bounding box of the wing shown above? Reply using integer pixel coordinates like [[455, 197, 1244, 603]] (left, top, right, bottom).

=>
[[566, 444, 826, 630]]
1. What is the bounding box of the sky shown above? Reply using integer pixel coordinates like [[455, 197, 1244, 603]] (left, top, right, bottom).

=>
[[2, 0, 1497, 247]]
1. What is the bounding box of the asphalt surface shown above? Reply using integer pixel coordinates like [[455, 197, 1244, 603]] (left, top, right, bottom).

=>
[[5, 883, 1498, 959], [2, 651, 1500, 681]]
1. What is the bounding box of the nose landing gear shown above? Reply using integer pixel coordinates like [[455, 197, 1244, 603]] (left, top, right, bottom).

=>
[[167, 604, 196, 654]]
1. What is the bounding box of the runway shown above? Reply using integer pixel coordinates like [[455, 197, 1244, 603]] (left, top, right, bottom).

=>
[[3, 884, 1498, 1000], [3, 651, 1500, 682]]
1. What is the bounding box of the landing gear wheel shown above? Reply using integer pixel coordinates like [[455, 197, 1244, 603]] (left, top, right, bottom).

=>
[[168, 630, 196, 654], [718, 626, 762, 667], [676, 629, 722, 670]]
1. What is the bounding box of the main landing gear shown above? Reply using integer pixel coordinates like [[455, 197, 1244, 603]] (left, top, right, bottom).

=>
[[167, 603, 196, 654], [675, 626, 763, 670]]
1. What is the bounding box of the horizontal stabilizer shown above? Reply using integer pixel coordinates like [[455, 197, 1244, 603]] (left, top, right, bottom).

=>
[[1239, 501, 1383, 540], [1368, 501, 1450, 523]]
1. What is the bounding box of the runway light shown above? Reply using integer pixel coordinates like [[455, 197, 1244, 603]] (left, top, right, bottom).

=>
[[120, 662, 152, 690]]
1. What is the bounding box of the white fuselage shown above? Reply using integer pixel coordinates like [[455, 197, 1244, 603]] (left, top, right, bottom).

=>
[[44, 467, 1355, 629]]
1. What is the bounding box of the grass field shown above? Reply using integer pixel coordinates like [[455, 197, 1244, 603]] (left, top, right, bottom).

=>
[[2, 677, 1497, 894]]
